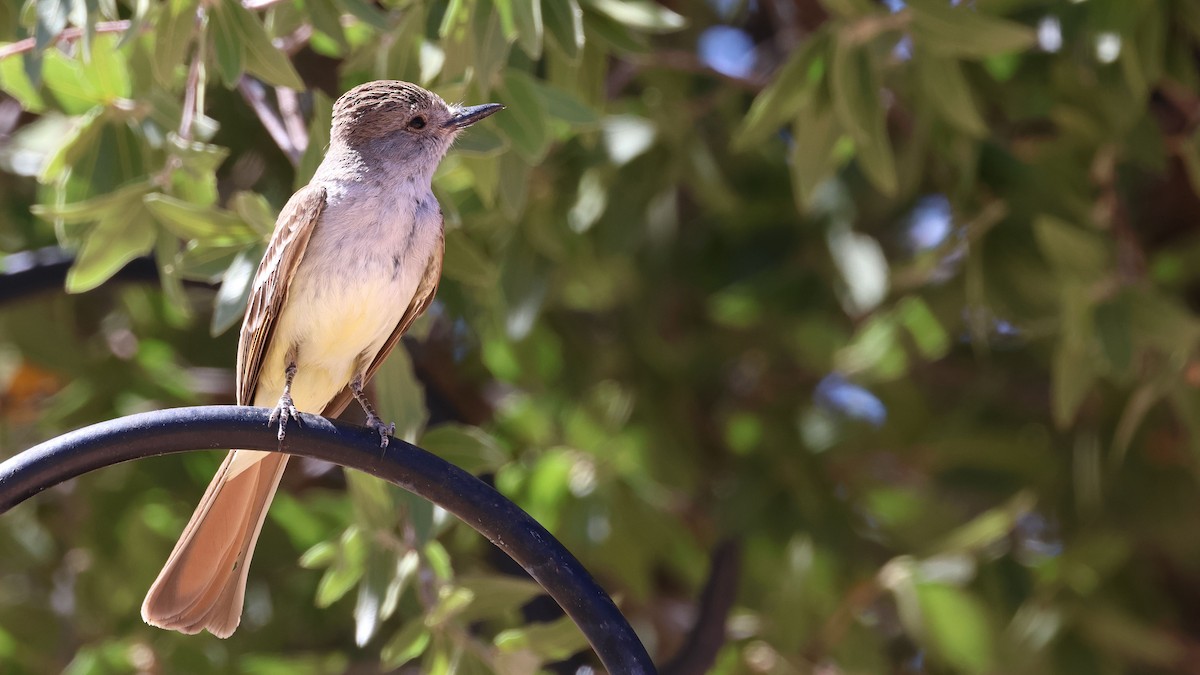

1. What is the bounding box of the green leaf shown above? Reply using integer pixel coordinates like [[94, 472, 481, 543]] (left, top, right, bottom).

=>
[[167, 134, 230, 206], [534, 80, 600, 125], [419, 424, 509, 474], [496, 70, 550, 160], [84, 34, 131, 101], [424, 586, 475, 625], [0, 54, 46, 111], [143, 193, 251, 242], [153, 0, 198, 85], [498, 150, 531, 219], [443, 228, 500, 287], [209, 0, 245, 87], [1052, 337, 1097, 428], [917, 55, 986, 136], [299, 541, 338, 569], [819, 0, 879, 19], [423, 540, 453, 581], [583, 10, 647, 53], [736, 30, 829, 150], [455, 574, 544, 621], [934, 492, 1035, 553], [830, 34, 896, 195], [439, 0, 468, 38], [915, 582, 996, 673], [354, 546, 393, 645], [229, 191, 277, 236], [338, 0, 389, 31], [543, 0, 583, 58], [1094, 296, 1132, 375], [382, 549, 419, 619], [472, 0, 511, 91], [381, 622, 431, 668], [222, 0, 305, 89], [1033, 216, 1111, 280], [346, 470, 397, 531], [495, 615, 590, 660], [315, 526, 367, 607], [896, 295, 949, 360], [455, 123, 509, 156], [31, 177, 149, 225], [582, 0, 685, 33], [41, 50, 101, 113], [511, 0, 543, 58], [789, 99, 842, 212], [910, 1, 1035, 59], [210, 244, 260, 335], [67, 199, 157, 292], [374, 346, 427, 443], [306, 0, 349, 53]]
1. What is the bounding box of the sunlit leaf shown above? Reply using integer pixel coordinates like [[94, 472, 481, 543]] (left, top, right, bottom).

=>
[[152, 0, 197, 85], [511, 0, 543, 57], [211, 244, 260, 335], [381, 622, 431, 667], [583, 0, 685, 33], [222, 0, 305, 89], [67, 199, 157, 292], [543, 0, 583, 58], [915, 582, 996, 673]]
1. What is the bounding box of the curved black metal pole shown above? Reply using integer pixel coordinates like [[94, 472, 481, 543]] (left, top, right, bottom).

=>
[[0, 406, 656, 674]]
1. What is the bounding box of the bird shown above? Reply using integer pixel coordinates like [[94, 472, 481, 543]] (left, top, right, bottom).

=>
[[141, 80, 502, 638]]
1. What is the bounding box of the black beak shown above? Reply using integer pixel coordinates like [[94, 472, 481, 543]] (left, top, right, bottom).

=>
[[448, 103, 505, 129]]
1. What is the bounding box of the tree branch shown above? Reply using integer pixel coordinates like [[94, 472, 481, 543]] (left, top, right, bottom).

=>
[[0, 21, 131, 60]]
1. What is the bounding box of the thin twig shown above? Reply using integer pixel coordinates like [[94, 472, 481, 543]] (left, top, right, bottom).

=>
[[178, 7, 207, 141], [0, 20, 130, 60], [237, 77, 302, 166], [276, 87, 308, 156]]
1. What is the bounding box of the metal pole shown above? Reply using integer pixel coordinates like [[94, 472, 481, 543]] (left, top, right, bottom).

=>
[[0, 405, 656, 674]]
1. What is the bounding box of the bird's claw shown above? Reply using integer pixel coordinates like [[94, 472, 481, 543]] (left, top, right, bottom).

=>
[[365, 415, 396, 448], [268, 393, 302, 442]]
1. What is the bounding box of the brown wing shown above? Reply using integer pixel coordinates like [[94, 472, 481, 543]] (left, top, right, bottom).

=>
[[235, 185, 327, 405], [322, 227, 445, 418]]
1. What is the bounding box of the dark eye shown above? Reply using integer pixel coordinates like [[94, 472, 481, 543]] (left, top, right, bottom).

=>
[[408, 116, 426, 130]]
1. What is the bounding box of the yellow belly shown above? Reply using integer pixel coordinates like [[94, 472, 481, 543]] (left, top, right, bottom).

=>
[[252, 269, 410, 412]]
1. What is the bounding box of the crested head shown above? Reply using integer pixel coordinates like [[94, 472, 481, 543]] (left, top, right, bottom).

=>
[[328, 81, 503, 168]]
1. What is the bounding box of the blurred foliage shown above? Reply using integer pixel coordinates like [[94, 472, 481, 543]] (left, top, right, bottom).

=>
[[2, 0, 1200, 672]]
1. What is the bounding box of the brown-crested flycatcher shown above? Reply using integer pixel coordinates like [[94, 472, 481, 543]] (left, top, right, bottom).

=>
[[141, 80, 502, 638]]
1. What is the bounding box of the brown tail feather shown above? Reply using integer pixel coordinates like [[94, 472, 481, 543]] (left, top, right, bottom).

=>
[[141, 450, 289, 638]]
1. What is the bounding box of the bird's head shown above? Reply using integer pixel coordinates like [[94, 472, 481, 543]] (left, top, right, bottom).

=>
[[330, 80, 503, 164]]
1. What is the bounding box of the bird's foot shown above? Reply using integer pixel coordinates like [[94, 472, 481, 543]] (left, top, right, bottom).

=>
[[268, 392, 302, 441], [364, 414, 396, 448]]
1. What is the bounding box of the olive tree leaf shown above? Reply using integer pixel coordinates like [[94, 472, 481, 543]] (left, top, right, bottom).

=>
[[67, 194, 157, 292], [221, 0, 305, 89], [916, 54, 986, 136], [909, 0, 1035, 59], [830, 33, 896, 195], [543, 0, 583, 58], [153, 0, 198, 85]]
